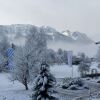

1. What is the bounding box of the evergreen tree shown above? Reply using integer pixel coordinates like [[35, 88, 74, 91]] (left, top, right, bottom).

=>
[[32, 63, 56, 100], [56, 48, 64, 64], [63, 50, 68, 64], [78, 61, 90, 77]]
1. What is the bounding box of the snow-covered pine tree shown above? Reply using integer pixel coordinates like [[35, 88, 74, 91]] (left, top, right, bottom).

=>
[[32, 63, 56, 100]]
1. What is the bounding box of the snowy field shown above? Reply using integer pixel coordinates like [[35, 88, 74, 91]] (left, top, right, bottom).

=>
[[51, 62, 100, 79], [1, 73, 100, 100], [0, 73, 31, 100], [0, 63, 100, 100], [51, 64, 79, 78]]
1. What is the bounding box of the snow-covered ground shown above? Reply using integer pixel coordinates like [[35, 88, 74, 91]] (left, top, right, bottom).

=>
[[0, 73, 31, 100], [51, 64, 79, 78], [0, 62, 100, 100], [51, 62, 100, 79], [50, 63, 100, 100]]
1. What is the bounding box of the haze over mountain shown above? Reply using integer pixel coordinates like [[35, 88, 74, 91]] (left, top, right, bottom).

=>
[[0, 24, 97, 57]]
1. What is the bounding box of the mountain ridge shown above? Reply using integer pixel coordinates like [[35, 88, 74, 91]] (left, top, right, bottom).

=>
[[0, 24, 97, 57], [0, 24, 94, 45]]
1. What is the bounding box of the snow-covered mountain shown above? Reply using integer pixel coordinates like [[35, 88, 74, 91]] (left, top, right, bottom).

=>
[[0, 24, 97, 56], [72, 31, 93, 43], [40, 26, 94, 44], [0, 24, 93, 44], [62, 30, 72, 37], [39, 26, 96, 57], [61, 30, 93, 44]]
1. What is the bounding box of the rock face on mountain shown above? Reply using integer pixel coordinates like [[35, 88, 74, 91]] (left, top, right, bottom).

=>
[[40, 26, 93, 44], [72, 31, 93, 43], [61, 30, 93, 44]]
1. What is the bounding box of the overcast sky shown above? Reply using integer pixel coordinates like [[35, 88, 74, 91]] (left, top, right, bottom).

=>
[[0, 0, 100, 41]]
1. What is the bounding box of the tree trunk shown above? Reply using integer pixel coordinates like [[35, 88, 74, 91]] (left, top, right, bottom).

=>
[[24, 77, 28, 90]]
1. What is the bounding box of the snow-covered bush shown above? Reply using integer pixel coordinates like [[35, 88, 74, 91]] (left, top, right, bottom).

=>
[[68, 85, 79, 90], [32, 63, 56, 100], [62, 78, 84, 90], [62, 78, 72, 89]]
